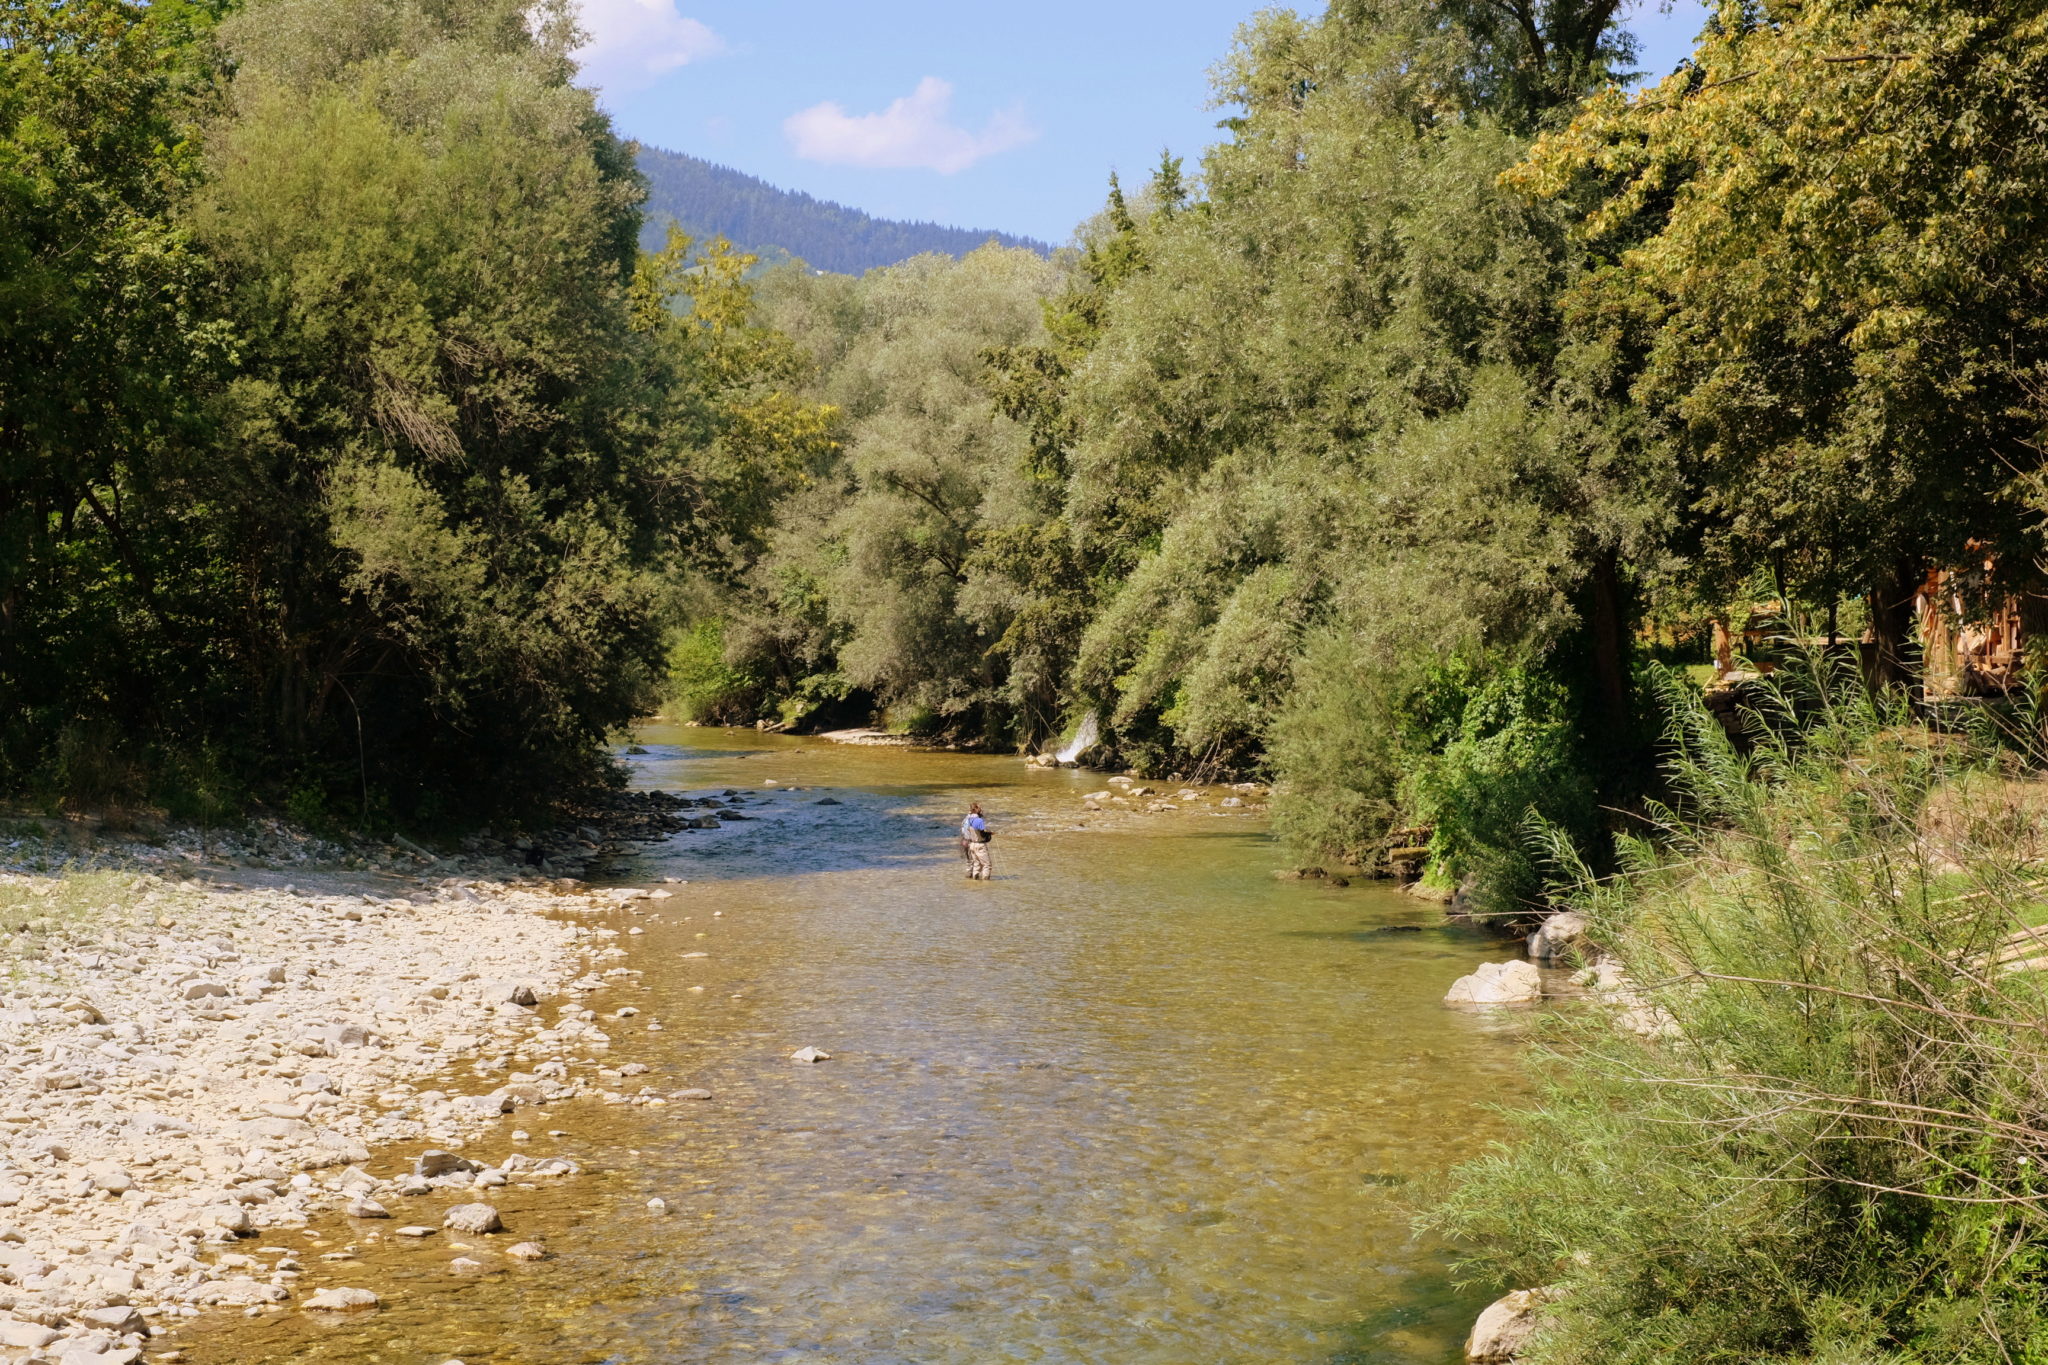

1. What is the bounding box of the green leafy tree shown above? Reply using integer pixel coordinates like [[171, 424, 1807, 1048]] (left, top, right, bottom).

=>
[[179, 0, 676, 819], [1513, 0, 2048, 681], [629, 229, 839, 571], [1056, 0, 1667, 821], [732, 246, 1065, 740], [0, 0, 230, 799]]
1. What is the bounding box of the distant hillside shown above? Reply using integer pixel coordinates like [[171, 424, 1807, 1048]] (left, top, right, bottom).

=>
[[632, 144, 1050, 276]]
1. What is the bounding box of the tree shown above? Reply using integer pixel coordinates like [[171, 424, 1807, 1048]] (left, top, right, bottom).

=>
[[628, 228, 839, 572], [1513, 0, 2048, 683], [179, 0, 674, 820], [1053, 0, 1667, 810], [0, 0, 228, 797], [735, 246, 1065, 740]]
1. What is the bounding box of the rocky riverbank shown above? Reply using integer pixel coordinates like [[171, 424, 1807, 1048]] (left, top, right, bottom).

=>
[[0, 803, 707, 1364]]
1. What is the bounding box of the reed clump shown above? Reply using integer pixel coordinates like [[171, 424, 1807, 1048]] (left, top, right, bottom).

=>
[[1427, 667, 2048, 1363]]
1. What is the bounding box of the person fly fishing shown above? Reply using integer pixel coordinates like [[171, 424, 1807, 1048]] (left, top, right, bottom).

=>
[[960, 801, 993, 880]]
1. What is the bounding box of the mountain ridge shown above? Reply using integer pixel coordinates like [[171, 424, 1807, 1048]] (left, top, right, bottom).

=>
[[633, 144, 1053, 276]]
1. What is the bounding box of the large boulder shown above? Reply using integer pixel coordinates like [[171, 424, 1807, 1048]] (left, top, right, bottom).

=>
[[1466, 1287, 1552, 1362], [1445, 960, 1544, 1006]]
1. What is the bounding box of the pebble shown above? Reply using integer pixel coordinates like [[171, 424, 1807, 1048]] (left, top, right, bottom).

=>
[[0, 824, 628, 1331], [504, 1242, 548, 1261], [416, 1151, 481, 1179], [395, 1226, 438, 1238], [789, 1046, 831, 1064]]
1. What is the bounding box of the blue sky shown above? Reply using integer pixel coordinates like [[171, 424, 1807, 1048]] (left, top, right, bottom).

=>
[[577, 1, 1714, 247]]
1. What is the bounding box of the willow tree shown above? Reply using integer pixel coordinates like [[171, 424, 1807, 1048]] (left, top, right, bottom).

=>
[[734, 245, 1065, 740], [1047, 0, 1670, 884]]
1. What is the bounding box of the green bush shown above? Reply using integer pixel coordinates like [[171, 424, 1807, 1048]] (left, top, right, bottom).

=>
[[664, 621, 760, 724], [1272, 645, 1599, 899], [1424, 667, 2048, 1363], [1268, 637, 1421, 865], [1405, 660, 1596, 918]]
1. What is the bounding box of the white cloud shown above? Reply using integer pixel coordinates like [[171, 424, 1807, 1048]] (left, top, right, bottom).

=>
[[783, 77, 1036, 175], [573, 0, 722, 94]]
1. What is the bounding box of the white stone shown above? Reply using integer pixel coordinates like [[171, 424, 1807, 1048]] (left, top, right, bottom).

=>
[[76, 1305, 144, 1335], [0, 1320, 60, 1349], [1444, 960, 1544, 1007], [442, 1204, 500, 1235], [1527, 911, 1590, 962]]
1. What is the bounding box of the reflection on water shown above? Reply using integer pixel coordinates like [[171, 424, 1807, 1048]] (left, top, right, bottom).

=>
[[191, 727, 1527, 1364]]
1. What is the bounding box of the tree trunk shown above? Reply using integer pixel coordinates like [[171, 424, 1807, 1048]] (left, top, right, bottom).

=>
[[1866, 558, 1923, 693], [1587, 548, 1631, 742]]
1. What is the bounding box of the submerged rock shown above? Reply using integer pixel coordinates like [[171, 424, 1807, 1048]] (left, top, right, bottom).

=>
[[304, 1287, 380, 1311]]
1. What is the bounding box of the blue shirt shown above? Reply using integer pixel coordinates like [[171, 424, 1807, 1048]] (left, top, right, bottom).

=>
[[962, 814, 986, 836]]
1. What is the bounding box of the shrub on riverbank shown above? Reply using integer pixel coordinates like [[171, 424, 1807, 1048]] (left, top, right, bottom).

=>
[[1427, 673, 2048, 1362]]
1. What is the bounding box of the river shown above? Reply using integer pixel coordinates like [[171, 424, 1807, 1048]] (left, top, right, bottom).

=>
[[190, 726, 1530, 1363]]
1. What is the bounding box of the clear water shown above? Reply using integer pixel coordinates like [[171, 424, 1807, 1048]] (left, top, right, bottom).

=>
[[189, 727, 1529, 1364]]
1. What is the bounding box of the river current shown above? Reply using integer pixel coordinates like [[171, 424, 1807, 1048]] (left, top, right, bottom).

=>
[[193, 726, 1529, 1364]]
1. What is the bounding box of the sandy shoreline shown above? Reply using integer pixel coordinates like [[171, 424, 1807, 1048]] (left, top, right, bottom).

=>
[[0, 814, 688, 1364]]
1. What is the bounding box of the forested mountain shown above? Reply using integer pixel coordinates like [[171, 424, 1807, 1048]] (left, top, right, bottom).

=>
[[633, 145, 1049, 274]]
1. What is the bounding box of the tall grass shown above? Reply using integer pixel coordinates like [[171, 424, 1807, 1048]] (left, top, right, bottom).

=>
[[1425, 664, 2048, 1363]]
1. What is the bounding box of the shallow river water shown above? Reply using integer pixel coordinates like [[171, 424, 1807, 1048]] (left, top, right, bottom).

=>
[[192, 727, 1530, 1364]]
